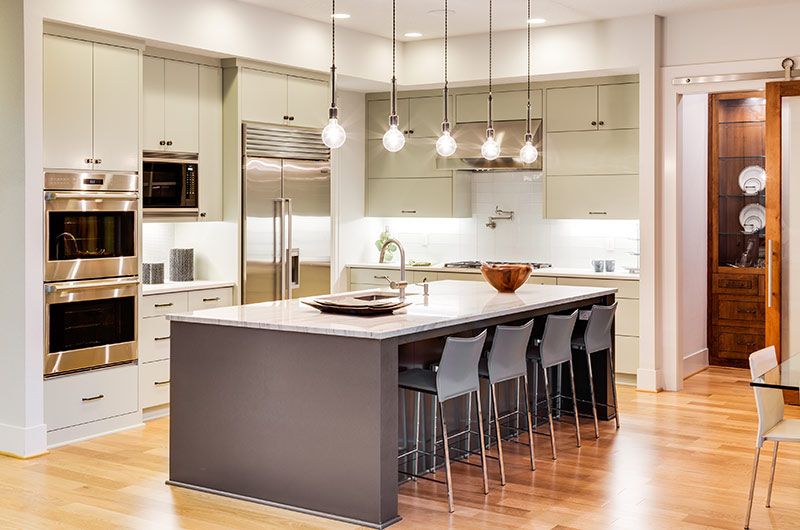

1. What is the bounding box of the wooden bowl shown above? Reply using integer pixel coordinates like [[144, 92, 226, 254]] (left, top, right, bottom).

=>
[[480, 263, 533, 293]]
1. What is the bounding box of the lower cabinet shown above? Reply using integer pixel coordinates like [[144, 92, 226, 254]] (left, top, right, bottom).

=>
[[140, 360, 171, 409]]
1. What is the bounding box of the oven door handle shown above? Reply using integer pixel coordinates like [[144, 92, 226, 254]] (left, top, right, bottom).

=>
[[45, 191, 139, 201], [44, 277, 140, 293]]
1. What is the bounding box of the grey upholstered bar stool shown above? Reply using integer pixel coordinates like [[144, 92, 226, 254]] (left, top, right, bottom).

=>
[[397, 330, 489, 513], [478, 320, 536, 485], [571, 302, 619, 438], [527, 310, 579, 460]]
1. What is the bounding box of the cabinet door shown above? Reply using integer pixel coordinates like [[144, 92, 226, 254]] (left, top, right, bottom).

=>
[[164, 59, 199, 152], [43, 35, 94, 170], [546, 175, 638, 219], [367, 138, 449, 179], [546, 86, 597, 132], [598, 83, 639, 130], [198, 66, 223, 221], [367, 177, 453, 217], [92, 43, 139, 171], [143, 56, 166, 151], [408, 96, 446, 138], [547, 129, 639, 175], [494, 90, 542, 121], [287, 76, 328, 128], [367, 99, 410, 139], [241, 68, 287, 124]]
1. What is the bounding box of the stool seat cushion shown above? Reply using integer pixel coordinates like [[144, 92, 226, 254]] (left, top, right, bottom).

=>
[[398, 368, 437, 395]]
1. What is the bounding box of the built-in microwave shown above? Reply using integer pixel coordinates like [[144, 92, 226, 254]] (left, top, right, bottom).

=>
[[142, 152, 198, 215]]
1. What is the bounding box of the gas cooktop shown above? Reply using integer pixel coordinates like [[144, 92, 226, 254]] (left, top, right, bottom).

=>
[[443, 261, 552, 269]]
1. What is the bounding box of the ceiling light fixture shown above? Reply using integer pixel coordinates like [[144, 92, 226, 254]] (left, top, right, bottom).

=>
[[520, 0, 539, 164], [331, 13, 351, 19], [383, 0, 405, 152], [527, 17, 546, 24], [435, 0, 457, 157], [404, 32, 423, 38], [481, 0, 500, 161], [321, 0, 347, 149]]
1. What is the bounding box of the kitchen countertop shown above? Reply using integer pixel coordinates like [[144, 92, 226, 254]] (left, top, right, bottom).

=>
[[346, 262, 640, 281], [142, 280, 236, 295], [168, 280, 615, 339]]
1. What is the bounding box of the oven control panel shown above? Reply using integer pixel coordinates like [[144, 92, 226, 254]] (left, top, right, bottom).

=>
[[44, 171, 138, 192]]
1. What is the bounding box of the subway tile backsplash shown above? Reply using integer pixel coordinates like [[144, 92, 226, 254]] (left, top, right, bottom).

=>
[[369, 171, 640, 269]]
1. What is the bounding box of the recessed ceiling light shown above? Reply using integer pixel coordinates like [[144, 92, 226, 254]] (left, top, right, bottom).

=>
[[331, 13, 351, 19], [527, 17, 546, 25], [404, 32, 423, 38]]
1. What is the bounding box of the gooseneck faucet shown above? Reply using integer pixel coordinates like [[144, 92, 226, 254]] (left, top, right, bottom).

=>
[[378, 238, 408, 301]]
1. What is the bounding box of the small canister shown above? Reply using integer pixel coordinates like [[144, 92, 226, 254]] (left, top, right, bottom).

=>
[[143, 262, 165, 284], [169, 248, 194, 282]]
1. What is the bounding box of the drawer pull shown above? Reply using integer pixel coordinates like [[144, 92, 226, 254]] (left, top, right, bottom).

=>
[[736, 308, 757, 314], [154, 302, 174, 308], [588, 211, 608, 215], [154, 380, 170, 386], [81, 394, 105, 402], [154, 336, 170, 341], [202, 297, 221, 302], [720, 280, 750, 289], [401, 210, 417, 214]]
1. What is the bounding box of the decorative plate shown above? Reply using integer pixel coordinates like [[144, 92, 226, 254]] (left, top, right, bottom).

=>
[[738, 165, 766, 195], [739, 203, 766, 233], [302, 299, 411, 316]]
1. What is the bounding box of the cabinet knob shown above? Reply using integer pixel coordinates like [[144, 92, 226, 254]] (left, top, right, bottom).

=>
[[598, 120, 605, 126], [166, 140, 173, 146], [283, 115, 290, 120], [200, 212, 207, 218], [288, 116, 295, 121], [591, 121, 597, 126], [408, 129, 414, 135], [94, 159, 102, 164], [85, 158, 93, 164], [159, 140, 166, 146]]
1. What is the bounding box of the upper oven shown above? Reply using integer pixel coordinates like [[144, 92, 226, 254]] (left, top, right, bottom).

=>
[[44, 172, 139, 283], [142, 152, 198, 215]]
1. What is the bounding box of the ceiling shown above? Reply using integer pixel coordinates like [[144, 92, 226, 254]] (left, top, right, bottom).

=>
[[241, 0, 791, 40]]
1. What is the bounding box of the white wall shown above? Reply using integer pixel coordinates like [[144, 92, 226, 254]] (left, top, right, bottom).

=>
[[678, 94, 708, 376]]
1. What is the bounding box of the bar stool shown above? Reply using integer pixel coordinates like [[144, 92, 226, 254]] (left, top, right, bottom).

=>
[[527, 310, 579, 460], [570, 302, 619, 438], [397, 330, 489, 513], [478, 320, 536, 486]]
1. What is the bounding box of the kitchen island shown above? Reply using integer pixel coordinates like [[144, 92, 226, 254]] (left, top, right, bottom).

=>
[[166, 280, 616, 528]]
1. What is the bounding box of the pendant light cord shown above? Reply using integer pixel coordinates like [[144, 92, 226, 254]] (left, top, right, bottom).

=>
[[443, 0, 449, 124], [526, 0, 531, 135], [329, 0, 337, 109], [391, 0, 397, 117], [487, 0, 493, 130]]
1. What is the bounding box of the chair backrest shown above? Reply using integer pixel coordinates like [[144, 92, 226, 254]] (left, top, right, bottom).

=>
[[539, 311, 578, 369], [749, 346, 784, 445], [437, 330, 488, 403], [584, 302, 617, 354], [487, 320, 534, 384]]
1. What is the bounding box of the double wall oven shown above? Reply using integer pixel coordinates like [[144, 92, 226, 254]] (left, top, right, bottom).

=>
[[43, 172, 139, 377]]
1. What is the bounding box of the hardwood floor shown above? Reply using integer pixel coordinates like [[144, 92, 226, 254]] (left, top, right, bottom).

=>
[[1, 367, 798, 529]]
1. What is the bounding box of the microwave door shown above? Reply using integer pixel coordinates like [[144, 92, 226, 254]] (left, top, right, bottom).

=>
[[243, 157, 283, 303]]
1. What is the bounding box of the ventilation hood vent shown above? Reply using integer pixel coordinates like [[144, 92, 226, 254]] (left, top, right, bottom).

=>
[[436, 119, 542, 171]]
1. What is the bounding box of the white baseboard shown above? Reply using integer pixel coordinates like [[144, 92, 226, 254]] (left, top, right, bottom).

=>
[[636, 367, 663, 392], [47, 412, 143, 448], [683, 348, 709, 379], [0, 422, 48, 458]]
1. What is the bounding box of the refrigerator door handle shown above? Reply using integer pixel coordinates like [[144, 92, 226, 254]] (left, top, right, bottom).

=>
[[285, 198, 293, 299], [274, 198, 287, 300]]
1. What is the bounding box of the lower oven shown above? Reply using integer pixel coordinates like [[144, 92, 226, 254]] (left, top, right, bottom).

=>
[[44, 276, 139, 377]]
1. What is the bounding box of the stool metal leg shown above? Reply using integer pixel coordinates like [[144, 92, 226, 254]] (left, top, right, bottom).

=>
[[568, 359, 581, 448], [439, 401, 455, 513], [542, 367, 557, 460], [484, 383, 493, 449], [515, 378, 521, 433], [474, 390, 490, 495], [744, 444, 761, 529], [532, 361, 539, 428], [466, 392, 473, 457], [431, 397, 437, 473], [521, 374, 536, 470], [585, 351, 600, 439], [766, 441, 779, 508], [490, 383, 506, 486], [608, 348, 620, 429], [413, 392, 422, 478]]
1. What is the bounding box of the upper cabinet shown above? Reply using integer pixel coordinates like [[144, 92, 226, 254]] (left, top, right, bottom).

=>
[[367, 96, 449, 140], [44, 35, 139, 171], [143, 57, 199, 152], [240, 68, 328, 128], [546, 83, 639, 132], [456, 90, 542, 123], [198, 66, 223, 221], [598, 83, 639, 130]]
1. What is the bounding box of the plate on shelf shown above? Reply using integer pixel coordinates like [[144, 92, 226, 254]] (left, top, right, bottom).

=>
[[739, 203, 766, 233], [738, 165, 766, 195]]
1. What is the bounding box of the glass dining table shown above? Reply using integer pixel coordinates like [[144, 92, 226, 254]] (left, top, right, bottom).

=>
[[750, 351, 800, 391]]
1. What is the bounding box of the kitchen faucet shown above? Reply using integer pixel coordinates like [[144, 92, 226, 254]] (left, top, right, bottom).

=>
[[378, 238, 408, 301]]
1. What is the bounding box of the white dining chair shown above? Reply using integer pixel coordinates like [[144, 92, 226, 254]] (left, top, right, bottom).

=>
[[744, 346, 800, 529]]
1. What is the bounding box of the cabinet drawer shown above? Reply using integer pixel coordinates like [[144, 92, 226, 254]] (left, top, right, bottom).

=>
[[140, 360, 171, 409], [614, 336, 639, 375], [527, 276, 557, 285], [715, 328, 764, 355], [140, 316, 171, 363], [716, 299, 765, 323], [350, 268, 400, 286], [616, 298, 640, 336], [555, 277, 639, 299], [45, 364, 138, 431], [711, 273, 761, 296], [187, 288, 233, 311], [141, 292, 187, 318]]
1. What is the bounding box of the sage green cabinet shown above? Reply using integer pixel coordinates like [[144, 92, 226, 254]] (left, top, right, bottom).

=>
[[241, 68, 328, 128], [198, 65, 223, 221], [287, 76, 329, 128], [366, 138, 451, 179], [367, 96, 446, 139], [598, 83, 639, 130], [367, 99, 409, 140], [546, 175, 638, 219], [143, 57, 199, 153], [455, 90, 542, 123], [547, 129, 639, 176], [546, 83, 638, 132], [367, 176, 470, 218]]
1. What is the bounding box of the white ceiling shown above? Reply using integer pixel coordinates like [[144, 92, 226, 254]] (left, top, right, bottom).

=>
[[241, 0, 792, 40]]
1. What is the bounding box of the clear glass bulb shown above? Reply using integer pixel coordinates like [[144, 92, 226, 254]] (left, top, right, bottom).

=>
[[321, 118, 346, 149], [435, 130, 457, 157], [481, 135, 500, 161], [519, 140, 539, 164], [383, 124, 406, 152]]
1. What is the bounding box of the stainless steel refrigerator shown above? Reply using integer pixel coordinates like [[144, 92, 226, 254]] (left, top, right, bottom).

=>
[[242, 122, 331, 303]]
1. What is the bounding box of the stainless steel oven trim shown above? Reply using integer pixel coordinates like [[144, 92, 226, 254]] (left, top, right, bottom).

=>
[[44, 191, 139, 282], [44, 277, 139, 377], [44, 171, 138, 193]]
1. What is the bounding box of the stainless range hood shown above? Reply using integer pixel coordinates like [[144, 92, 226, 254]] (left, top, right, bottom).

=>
[[436, 119, 543, 171]]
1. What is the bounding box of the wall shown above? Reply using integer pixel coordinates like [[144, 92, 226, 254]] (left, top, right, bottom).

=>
[[678, 94, 708, 377], [142, 222, 238, 283]]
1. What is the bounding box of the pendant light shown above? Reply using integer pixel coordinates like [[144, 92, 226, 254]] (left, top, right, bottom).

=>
[[382, 0, 405, 152], [481, 0, 500, 161], [519, 0, 539, 164], [321, 0, 347, 149], [435, 0, 457, 157]]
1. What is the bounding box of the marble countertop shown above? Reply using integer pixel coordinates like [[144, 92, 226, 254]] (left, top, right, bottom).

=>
[[142, 280, 236, 295], [168, 280, 615, 339], [346, 262, 640, 281]]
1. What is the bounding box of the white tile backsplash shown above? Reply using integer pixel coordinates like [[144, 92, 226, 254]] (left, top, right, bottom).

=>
[[368, 171, 640, 269]]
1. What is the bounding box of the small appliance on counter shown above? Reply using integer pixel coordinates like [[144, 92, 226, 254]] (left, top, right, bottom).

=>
[[143, 262, 165, 284], [169, 248, 194, 282]]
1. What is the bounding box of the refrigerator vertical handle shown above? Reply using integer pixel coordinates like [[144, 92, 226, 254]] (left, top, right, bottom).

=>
[[286, 198, 295, 299], [275, 198, 286, 300]]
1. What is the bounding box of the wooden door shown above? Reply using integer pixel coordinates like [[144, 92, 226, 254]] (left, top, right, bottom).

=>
[[164, 59, 198, 152], [286, 76, 328, 128]]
